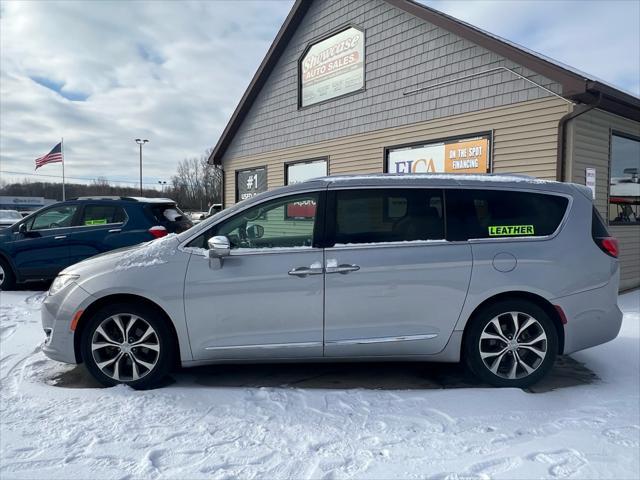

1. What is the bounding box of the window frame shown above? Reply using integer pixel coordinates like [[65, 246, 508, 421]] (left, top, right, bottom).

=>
[[443, 187, 573, 243], [324, 187, 447, 248], [608, 129, 640, 226], [186, 190, 328, 254], [77, 203, 128, 228], [25, 203, 81, 232], [323, 186, 572, 249], [283, 157, 328, 222]]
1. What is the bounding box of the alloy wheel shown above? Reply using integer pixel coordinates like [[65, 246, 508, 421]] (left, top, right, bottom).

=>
[[0, 264, 4, 286], [478, 311, 548, 380], [91, 313, 161, 382]]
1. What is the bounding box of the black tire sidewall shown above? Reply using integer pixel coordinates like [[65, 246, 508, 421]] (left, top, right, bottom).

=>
[[80, 303, 174, 389], [465, 300, 558, 388], [0, 258, 16, 291]]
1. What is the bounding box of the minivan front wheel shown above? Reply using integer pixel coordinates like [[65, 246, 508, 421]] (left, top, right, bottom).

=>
[[0, 258, 16, 290], [81, 303, 174, 389], [465, 300, 558, 388]]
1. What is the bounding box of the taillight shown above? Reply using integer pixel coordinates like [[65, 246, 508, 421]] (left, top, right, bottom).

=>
[[595, 237, 619, 258], [149, 225, 168, 239]]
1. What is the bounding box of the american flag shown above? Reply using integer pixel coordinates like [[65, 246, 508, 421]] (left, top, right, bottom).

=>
[[35, 142, 63, 170]]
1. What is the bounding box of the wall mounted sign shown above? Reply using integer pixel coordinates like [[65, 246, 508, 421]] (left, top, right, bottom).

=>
[[586, 167, 596, 199], [300, 27, 365, 107], [387, 135, 491, 174], [236, 167, 267, 202]]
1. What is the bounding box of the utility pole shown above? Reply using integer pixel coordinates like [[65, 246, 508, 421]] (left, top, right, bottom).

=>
[[135, 138, 149, 196]]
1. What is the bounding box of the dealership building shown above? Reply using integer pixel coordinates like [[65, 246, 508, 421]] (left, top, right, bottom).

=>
[[0, 196, 55, 213], [208, 0, 640, 290]]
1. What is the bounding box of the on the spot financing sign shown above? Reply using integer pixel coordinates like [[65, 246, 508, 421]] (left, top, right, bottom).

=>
[[301, 27, 365, 107], [387, 135, 491, 174]]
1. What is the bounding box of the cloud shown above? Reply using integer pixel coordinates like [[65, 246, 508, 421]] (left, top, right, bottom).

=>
[[1, 0, 637, 188], [426, 0, 640, 96], [0, 0, 293, 187]]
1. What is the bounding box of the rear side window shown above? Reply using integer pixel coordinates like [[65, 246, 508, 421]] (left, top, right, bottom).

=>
[[446, 189, 569, 241], [149, 204, 185, 223], [592, 206, 610, 238], [332, 189, 445, 245], [79, 205, 126, 226]]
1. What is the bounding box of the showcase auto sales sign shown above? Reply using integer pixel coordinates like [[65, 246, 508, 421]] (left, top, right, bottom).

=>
[[301, 27, 365, 107]]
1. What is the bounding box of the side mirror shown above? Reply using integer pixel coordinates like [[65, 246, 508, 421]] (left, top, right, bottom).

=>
[[18, 223, 27, 234], [246, 224, 264, 239], [207, 236, 230, 269]]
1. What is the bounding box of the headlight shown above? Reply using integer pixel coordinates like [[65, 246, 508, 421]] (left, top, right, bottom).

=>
[[48, 274, 79, 296]]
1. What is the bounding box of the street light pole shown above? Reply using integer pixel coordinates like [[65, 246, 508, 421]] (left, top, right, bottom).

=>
[[158, 180, 167, 193], [135, 138, 149, 196]]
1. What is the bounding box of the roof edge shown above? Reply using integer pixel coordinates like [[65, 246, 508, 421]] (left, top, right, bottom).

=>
[[210, 0, 639, 165], [208, 0, 312, 165]]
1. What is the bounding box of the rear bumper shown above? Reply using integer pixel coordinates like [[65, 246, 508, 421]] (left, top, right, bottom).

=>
[[554, 279, 622, 355]]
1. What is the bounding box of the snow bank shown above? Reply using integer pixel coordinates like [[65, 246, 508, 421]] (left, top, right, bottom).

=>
[[0, 289, 638, 479]]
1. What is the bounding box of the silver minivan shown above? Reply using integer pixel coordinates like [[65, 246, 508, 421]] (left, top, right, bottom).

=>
[[41, 174, 623, 389]]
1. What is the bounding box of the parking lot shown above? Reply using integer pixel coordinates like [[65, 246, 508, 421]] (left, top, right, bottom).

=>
[[1, 288, 638, 479]]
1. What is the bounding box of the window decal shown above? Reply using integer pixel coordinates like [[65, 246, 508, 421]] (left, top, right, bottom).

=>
[[84, 219, 108, 225], [488, 225, 535, 236]]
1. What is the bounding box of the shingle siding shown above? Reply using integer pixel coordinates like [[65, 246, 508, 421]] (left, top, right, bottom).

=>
[[221, 0, 562, 161], [224, 97, 571, 205]]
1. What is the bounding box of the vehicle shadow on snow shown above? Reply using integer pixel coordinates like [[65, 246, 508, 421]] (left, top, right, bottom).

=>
[[51, 355, 597, 393]]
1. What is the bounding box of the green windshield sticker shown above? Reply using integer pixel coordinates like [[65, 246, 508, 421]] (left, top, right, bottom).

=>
[[488, 225, 535, 236], [85, 219, 107, 226]]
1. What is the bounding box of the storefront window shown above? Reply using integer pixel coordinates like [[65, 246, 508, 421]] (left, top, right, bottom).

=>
[[609, 133, 640, 224], [285, 158, 327, 220]]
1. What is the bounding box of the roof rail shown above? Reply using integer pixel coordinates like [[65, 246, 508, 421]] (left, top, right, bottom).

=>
[[490, 173, 535, 179], [74, 196, 128, 201]]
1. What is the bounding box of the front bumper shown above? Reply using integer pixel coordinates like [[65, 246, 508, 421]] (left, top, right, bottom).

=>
[[41, 282, 95, 364], [555, 279, 623, 355]]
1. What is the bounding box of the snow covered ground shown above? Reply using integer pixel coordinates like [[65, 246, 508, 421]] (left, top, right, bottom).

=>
[[0, 289, 638, 480]]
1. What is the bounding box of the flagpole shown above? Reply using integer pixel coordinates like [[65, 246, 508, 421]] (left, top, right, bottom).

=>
[[61, 138, 66, 201]]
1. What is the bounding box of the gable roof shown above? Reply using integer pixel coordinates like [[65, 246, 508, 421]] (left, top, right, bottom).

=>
[[209, 0, 640, 165]]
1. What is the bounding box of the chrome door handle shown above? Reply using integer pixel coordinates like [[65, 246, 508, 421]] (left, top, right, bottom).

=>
[[326, 264, 360, 274], [54, 235, 67, 240], [288, 266, 324, 277], [108, 228, 122, 233]]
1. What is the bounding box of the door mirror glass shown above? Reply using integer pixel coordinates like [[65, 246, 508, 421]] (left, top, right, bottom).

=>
[[207, 236, 230, 258], [246, 224, 264, 239]]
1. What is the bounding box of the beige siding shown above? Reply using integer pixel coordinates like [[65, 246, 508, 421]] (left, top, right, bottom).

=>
[[566, 108, 640, 290], [224, 96, 571, 206]]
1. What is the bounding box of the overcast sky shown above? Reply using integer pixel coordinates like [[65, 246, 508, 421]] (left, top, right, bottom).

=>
[[1, 0, 638, 188]]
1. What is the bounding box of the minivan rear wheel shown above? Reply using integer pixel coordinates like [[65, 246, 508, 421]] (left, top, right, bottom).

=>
[[80, 303, 174, 389], [464, 300, 558, 388]]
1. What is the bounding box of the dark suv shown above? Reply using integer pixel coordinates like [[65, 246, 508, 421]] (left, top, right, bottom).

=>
[[0, 196, 192, 289]]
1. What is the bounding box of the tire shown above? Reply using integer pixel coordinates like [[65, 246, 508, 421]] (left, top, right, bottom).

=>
[[464, 299, 558, 388], [0, 258, 16, 291], [80, 303, 175, 389]]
